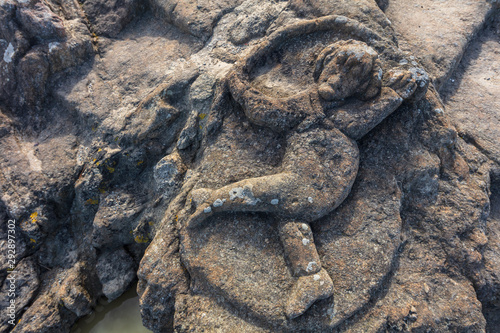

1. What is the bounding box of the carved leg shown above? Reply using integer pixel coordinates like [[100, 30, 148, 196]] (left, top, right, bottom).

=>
[[186, 172, 302, 228], [279, 220, 334, 319], [184, 129, 353, 318], [185, 128, 359, 229], [279, 221, 321, 276]]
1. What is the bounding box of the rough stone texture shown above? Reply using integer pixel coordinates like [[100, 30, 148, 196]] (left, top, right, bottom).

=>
[[442, 20, 500, 166], [148, 0, 245, 41], [0, 0, 93, 116], [385, 0, 497, 89], [82, 0, 146, 37], [0, 258, 39, 333], [0, 0, 499, 332], [96, 247, 136, 301], [440, 14, 500, 333], [483, 176, 500, 332]]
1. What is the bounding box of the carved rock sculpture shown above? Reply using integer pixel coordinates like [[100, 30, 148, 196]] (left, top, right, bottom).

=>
[[139, 14, 432, 330], [180, 22, 427, 319]]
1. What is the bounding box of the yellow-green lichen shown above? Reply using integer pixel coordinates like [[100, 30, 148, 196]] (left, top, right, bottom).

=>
[[30, 212, 38, 223], [85, 198, 99, 205], [134, 235, 149, 243]]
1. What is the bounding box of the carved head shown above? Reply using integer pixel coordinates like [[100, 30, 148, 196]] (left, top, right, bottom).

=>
[[314, 40, 382, 101]]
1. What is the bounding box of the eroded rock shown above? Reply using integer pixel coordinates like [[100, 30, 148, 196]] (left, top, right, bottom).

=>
[[96, 247, 136, 301]]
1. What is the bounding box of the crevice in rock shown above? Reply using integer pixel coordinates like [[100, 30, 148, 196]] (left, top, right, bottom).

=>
[[479, 174, 500, 333], [334, 239, 407, 332], [76, 0, 101, 53], [206, 6, 239, 47], [457, 129, 500, 168], [439, 9, 500, 103], [436, 5, 500, 91], [375, 0, 388, 12]]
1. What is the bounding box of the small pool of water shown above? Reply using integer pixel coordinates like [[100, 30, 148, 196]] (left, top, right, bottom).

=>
[[71, 284, 151, 333]]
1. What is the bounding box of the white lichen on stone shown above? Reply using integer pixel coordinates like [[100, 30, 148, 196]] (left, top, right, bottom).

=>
[[48, 42, 59, 53], [313, 274, 320, 281], [229, 187, 244, 200], [335, 16, 348, 24], [302, 238, 310, 246], [3, 43, 14, 63], [301, 223, 309, 231], [307, 197, 313, 203], [213, 199, 224, 207], [306, 261, 317, 272], [229, 185, 261, 205], [377, 68, 383, 80], [203, 206, 212, 213], [271, 198, 279, 205], [434, 108, 444, 114]]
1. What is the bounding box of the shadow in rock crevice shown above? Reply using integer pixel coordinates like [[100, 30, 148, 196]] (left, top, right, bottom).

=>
[[439, 10, 500, 104], [481, 173, 500, 333], [333, 240, 407, 332]]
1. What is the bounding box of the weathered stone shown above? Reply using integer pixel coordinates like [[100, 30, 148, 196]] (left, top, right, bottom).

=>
[[82, 0, 145, 37], [442, 21, 500, 166], [0, 0, 92, 114], [91, 191, 144, 248], [0, 257, 39, 333], [285, 268, 334, 320], [385, 0, 497, 88], [96, 247, 136, 301], [16, 1, 67, 41], [149, 0, 244, 41], [154, 151, 187, 200]]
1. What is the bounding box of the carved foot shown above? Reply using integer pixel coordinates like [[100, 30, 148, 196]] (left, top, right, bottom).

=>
[[285, 268, 334, 319], [385, 67, 429, 102]]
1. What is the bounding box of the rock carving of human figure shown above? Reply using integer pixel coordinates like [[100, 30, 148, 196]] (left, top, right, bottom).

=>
[[183, 34, 427, 319]]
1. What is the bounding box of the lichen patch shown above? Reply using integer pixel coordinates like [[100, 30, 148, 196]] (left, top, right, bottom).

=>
[[3, 43, 14, 63]]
